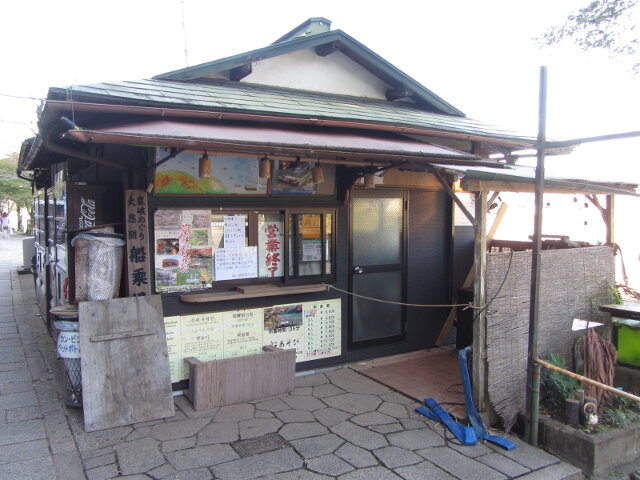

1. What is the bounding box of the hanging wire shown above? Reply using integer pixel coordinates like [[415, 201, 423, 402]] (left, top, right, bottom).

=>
[[181, 0, 189, 67]]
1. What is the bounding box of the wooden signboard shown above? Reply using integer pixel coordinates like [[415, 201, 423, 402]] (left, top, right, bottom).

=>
[[80, 296, 174, 431], [125, 189, 152, 296]]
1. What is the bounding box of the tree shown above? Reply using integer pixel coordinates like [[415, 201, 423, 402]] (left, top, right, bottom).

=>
[[538, 0, 640, 74], [0, 154, 32, 232]]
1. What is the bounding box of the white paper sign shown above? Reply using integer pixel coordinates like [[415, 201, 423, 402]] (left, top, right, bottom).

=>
[[215, 247, 257, 281], [57, 331, 80, 358], [223, 216, 245, 248]]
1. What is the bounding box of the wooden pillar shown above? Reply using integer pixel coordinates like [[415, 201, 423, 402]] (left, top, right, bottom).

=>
[[605, 195, 615, 246], [472, 188, 487, 411]]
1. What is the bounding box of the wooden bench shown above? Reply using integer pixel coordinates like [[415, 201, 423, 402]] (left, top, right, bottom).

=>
[[184, 346, 296, 411]]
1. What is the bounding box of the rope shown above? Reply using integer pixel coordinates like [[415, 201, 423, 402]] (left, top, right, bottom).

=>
[[322, 283, 480, 310]]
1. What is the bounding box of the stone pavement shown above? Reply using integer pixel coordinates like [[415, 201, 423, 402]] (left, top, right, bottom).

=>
[[0, 234, 587, 480]]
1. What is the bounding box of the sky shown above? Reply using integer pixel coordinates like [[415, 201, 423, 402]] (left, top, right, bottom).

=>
[[1, 0, 639, 182]]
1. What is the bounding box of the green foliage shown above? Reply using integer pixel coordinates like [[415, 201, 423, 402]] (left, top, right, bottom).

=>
[[0, 155, 31, 211], [541, 353, 581, 410], [610, 283, 623, 305], [602, 395, 640, 428], [537, 0, 640, 74]]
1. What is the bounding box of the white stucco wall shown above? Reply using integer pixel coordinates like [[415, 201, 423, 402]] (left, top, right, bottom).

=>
[[243, 48, 391, 99]]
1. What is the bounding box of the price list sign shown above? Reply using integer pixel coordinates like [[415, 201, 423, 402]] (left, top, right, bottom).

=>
[[303, 299, 341, 360]]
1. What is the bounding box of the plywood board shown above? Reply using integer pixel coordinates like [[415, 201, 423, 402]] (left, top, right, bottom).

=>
[[80, 296, 174, 431]]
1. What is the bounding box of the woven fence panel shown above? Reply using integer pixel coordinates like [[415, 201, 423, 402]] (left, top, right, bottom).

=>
[[486, 246, 614, 430]]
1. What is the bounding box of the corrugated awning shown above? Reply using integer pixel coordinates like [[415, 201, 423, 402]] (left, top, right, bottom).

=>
[[63, 120, 487, 165]]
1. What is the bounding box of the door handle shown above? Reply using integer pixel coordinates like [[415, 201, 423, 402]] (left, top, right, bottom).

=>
[[353, 266, 364, 274]]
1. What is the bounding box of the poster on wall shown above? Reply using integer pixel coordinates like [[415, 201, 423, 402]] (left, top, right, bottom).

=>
[[258, 218, 284, 278], [154, 150, 267, 195], [164, 299, 341, 382], [155, 209, 213, 292], [271, 160, 317, 194], [214, 247, 257, 281]]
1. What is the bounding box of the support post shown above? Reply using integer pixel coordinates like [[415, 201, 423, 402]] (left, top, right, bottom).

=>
[[525, 66, 547, 445], [472, 189, 487, 412], [606, 195, 614, 246]]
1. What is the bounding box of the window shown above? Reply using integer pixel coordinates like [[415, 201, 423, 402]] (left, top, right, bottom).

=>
[[153, 208, 335, 293]]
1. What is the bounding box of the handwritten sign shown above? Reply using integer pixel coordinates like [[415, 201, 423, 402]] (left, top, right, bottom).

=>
[[215, 247, 257, 281], [125, 189, 151, 296], [223, 216, 245, 248], [259, 220, 283, 278]]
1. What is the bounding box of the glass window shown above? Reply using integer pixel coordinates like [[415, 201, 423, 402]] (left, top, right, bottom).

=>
[[153, 208, 334, 293]]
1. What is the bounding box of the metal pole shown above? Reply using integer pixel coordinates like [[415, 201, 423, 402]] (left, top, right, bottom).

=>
[[530, 363, 541, 447], [525, 66, 547, 445]]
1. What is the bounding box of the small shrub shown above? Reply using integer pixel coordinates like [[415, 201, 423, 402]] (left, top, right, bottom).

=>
[[541, 352, 580, 410], [603, 396, 640, 429]]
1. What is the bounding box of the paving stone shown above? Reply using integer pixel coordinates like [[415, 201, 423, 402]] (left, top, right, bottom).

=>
[[160, 468, 213, 479], [148, 462, 177, 478], [330, 421, 388, 450], [326, 368, 390, 395], [292, 386, 313, 395], [173, 395, 218, 419], [476, 452, 531, 477], [371, 423, 404, 434], [213, 403, 255, 422], [0, 438, 49, 464], [255, 409, 275, 419], [0, 378, 34, 394], [0, 361, 27, 372], [416, 446, 507, 480], [50, 439, 78, 454], [166, 444, 239, 470], [72, 424, 133, 451], [276, 409, 315, 423], [351, 411, 396, 427], [312, 383, 345, 398], [487, 436, 560, 470], [126, 425, 151, 441], [282, 394, 327, 412], [42, 412, 74, 447], [162, 437, 197, 453], [198, 422, 239, 445], [0, 418, 45, 446], [115, 437, 165, 475], [260, 470, 332, 480], [290, 433, 344, 458], [294, 373, 329, 387], [335, 442, 378, 468], [448, 440, 493, 458], [151, 418, 210, 441], [6, 405, 43, 422], [313, 407, 352, 427], [279, 421, 329, 440], [387, 428, 442, 450], [0, 369, 32, 385], [323, 393, 382, 415], [395, 461, 457, 479], [211, 447, 303, 480], [378, 402, 409, 419], [406, 403, 426, 419], [0, 389, 38, 409], [514, 461, 583, 480], [255, 398, 290, 413], [239, 417, 282, 439], [373, 445, 422, 468], [80, 446, 114, 460], [337, 465, 402, 479], [306, 454, 354, 476], [379, 392, 414, 405], [0, 456, 56, 480], [85, 463, 119, 480], [51, 450, 85, 480], [83, 452, 116, 469], [399, 418, 429, 430]]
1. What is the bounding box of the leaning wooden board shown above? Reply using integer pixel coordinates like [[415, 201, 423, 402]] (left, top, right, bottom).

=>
[[80, 296, 174, 431]]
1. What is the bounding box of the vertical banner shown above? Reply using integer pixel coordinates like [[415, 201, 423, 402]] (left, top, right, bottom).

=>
[[125, 189, 151, 296]]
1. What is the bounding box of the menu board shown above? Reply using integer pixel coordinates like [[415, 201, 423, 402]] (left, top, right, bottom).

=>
[[223, 309, 263, 358], [164, 299, 342, 382], [303, 300, 341, 360]]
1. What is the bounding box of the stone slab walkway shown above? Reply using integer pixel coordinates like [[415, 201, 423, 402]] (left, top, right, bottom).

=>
[[0, 235, 589, 479]]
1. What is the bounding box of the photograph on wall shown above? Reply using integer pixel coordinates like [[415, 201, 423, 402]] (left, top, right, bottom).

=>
[[154, 150, 267, 195], [271, 160, 317, 194]]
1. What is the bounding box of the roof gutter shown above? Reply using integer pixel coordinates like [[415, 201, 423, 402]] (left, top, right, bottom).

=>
[[43, 100, 533, 149]]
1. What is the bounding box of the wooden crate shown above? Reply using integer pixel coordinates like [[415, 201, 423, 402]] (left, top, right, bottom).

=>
[[185, 346, 295, 411]]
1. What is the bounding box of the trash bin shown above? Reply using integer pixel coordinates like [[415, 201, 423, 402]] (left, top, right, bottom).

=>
[[71, 231, 125, 301], [51, 303, 82, 407]]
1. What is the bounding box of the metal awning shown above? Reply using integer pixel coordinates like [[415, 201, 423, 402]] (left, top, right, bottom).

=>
[[63, 120, 488, 165], [432, 164, 639, 196]]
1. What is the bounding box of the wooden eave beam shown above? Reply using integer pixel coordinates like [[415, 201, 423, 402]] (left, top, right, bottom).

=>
[[386, 87, 413, 101], [315, 42, 340, 57], [229, 64, 252, 81], [430, 168, 480, 231]]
